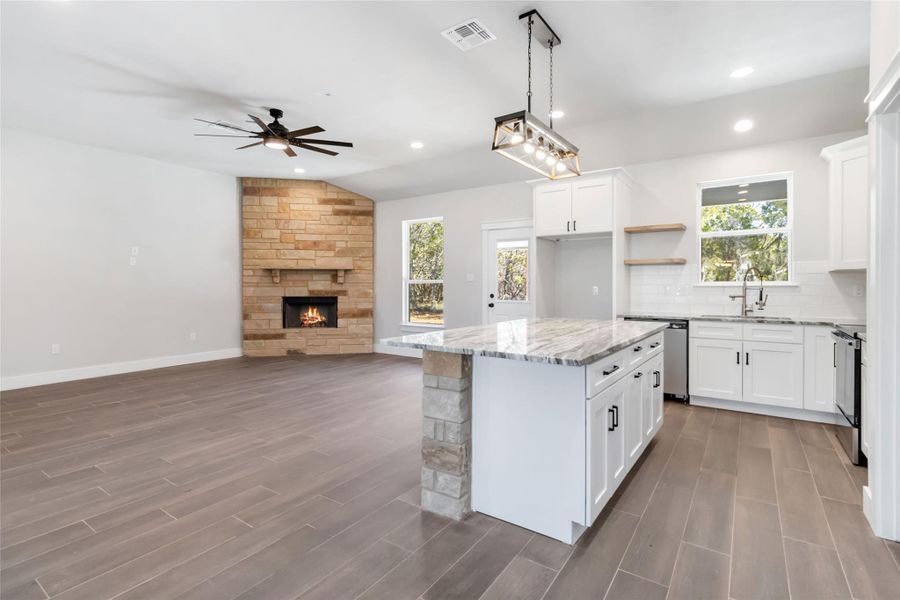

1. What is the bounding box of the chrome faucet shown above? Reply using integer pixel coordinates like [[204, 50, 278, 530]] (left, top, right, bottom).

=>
[[729, 267, 768, 317]]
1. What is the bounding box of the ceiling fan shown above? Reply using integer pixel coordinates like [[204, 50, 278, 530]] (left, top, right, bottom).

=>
[[194, 108, 353, 157]]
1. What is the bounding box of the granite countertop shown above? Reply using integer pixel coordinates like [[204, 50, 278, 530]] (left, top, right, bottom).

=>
[[618, 312, 866, 328], [381, 318, 667, 367]]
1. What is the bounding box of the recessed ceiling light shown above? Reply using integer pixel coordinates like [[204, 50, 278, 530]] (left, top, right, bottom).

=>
[[550, 109, 565, 119], [410, 141, 424, 149], [733, 119, 754, 133], [738, 190, 748, 194], [294, 167, 306, 174], [739, 183, 749, 188], [730, 66, 754, 79]]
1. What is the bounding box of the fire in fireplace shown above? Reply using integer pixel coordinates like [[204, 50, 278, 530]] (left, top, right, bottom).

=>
[[283, 296, 338, 328]]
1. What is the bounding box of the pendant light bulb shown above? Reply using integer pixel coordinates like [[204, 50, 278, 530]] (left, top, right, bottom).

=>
[[535, 148, 547, 161], [510, 133, 524, 144], [556, 162, 568, 172], [545, 154, 557, 166], [523, 143, 535, 154]]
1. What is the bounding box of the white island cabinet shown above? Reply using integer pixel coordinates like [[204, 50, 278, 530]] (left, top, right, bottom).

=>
[[383, 318, 666, 545]]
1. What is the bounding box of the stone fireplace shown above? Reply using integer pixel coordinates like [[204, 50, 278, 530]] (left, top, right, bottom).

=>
[[241, 178, 374, 356]]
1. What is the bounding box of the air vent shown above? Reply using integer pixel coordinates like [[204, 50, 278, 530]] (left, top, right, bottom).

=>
[[441, 18, 496, 51]]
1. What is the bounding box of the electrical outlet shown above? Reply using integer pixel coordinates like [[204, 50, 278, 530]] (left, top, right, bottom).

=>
[[189, 332, 197, 341], [466, 273, 474, 282], [131, 246, 139, 256], [852, 284, 864, 297], [51, 343, 60, 355], [592, 286, 600, 296], [129, 256, 137, 266]]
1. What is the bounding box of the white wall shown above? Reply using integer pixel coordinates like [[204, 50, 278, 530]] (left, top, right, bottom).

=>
[[374, 181, 531, 342], [1, 129, 242, 388], [870, 0, 900, 91], [374, 131, 869, 340], [625, 131, 867, 320]]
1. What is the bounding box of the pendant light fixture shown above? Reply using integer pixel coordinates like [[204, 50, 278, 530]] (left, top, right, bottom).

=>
[[492, 9, 580, 179]]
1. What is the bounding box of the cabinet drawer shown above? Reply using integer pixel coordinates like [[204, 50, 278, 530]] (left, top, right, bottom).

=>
[[586, 350, 627, 397], [742, 323, 804, 344], [626, 340, 647, 367], [690, 320, 742, 340], [644, 333, 664, 358]]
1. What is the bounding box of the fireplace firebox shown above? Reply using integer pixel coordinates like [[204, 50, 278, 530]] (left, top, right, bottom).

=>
[[283, 296, 338, 328]]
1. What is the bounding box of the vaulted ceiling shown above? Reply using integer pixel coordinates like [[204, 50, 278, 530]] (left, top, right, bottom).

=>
[[1, 1, 870, 200]]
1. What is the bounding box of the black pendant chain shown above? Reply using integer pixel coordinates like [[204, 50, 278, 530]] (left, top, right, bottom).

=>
[[527, 16, 533, 114], [549, 40, 554, 129]]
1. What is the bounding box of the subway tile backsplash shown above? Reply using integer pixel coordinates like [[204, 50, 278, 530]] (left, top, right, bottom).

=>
[[629, 261, 866, 320]]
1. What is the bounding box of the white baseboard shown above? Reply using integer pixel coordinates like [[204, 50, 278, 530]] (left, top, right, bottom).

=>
[[690, 395, 841, 425], [0, 347, 244, 391], [374, 343, 422, 359]]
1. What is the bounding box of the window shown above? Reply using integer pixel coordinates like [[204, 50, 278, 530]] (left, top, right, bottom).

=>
[[698, 174, 792, 284], [496, 240, 529, 301], [403, 217, 444, 326]]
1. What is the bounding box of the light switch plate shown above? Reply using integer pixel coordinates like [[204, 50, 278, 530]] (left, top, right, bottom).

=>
[[51, 343, 60, 355], [129, 256, 137, 266]]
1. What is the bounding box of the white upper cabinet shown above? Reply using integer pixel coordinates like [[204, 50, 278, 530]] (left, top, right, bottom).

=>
[[533, 183, 572, 237], [571, 177, 613, 233], [821, 136, 869, 271], [533, 173, 619, 237]]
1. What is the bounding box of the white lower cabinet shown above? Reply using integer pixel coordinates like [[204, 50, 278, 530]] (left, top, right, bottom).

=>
[[689, 337, 743, 401], [587, 377, 627, 524], [804, 327, 836, 412], [742, 341, 804, 409], [586, 341, 663, 526], [625, 370, 645, 466]]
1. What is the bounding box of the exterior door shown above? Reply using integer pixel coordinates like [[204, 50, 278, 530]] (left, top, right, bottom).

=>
[[534, 183, 572, 236], [485, 227, 533, 324], [689, 338, 743, 401], [571, 176, 613, 234], [743, 341, 804, 409]]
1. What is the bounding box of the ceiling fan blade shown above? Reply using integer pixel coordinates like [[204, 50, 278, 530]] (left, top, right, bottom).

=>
[[286, 126, 324, 138], [194, 118, 258, 134], [283, 146, 298, 157], [194, 134, 259, 138], [236, 141, 264, 150], [291, 138, 353, 147], [249, 114, 276, 136], [290, 140, 338, 156]]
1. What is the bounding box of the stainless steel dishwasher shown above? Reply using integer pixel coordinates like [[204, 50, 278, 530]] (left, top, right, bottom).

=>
[[623, 317, 689, 402]]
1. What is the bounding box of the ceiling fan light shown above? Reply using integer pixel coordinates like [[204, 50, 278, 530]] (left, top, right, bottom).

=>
[[264, 137, 288, 150]]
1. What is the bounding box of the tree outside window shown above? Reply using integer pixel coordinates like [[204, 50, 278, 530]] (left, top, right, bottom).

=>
[[403, 218, 444, 325], [699, 176, 792, 283]]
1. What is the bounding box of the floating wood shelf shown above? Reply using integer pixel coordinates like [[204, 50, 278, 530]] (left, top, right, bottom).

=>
[[624, 258, 687, 266], [624, 223, 687, 234]]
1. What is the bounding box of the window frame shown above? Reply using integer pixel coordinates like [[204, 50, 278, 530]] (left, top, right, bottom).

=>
[[401, 216, 445, 329], [695, 172, 795, 287]]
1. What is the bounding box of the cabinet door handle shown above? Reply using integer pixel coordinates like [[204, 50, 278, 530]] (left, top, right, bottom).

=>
[[736, 351, 740, 364], [612, 405, 619, 428], [602, 364, 620, 376], [634, 371, 643, 379], [634, 346, 643, 352], [654, 370, 661, 388], [573, 220, 576, 231], [745, 352, 750, 366], [608, 408, 615, 431], [567, 220, 570, 232], [833, 342, 837, 368], [650, 342, 660, 349]]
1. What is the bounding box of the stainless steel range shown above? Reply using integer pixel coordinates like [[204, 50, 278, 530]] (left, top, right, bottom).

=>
[[832, 324, 866, 466]]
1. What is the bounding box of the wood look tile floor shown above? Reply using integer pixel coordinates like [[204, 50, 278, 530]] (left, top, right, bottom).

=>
[[2, 354, 899, 600]]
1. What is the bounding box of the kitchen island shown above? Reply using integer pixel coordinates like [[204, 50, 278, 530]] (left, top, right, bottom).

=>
[[383, 318, 667, 544]]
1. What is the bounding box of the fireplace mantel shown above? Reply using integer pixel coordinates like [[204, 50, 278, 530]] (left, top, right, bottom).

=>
[[258, 260, 353, 284]]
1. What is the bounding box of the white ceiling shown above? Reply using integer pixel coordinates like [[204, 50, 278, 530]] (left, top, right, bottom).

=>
[[1, 1, 870, 200]]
